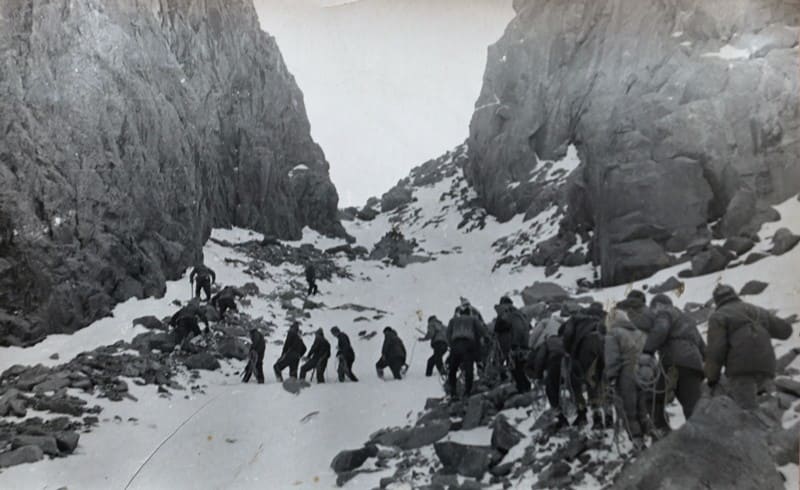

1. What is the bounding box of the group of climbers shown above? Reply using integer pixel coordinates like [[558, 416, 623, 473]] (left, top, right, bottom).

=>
[[178, 260, 793, 451]]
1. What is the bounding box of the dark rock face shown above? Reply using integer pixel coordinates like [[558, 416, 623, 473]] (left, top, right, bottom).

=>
[[330, 445, 379, 473], [0, 0, 344, 345], [739, 280, 769, 296], [433, 441, 500, 479], [467, 0, 800, 286], [611, 397, 784, 489]]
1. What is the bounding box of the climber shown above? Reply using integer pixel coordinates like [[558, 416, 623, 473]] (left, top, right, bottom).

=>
[[331, 326, 359, 382], [493, 296, 532, 393], [446, 301, 487, 399], [211, 285, 244, 318], [617, 289, 655, 333], [305, 261, 319, 296], [169, 299, 209, 346], [528, 314, 569, 428], [376, 327, 407, 380], [639, 293, 706, 431], [273, 322, 307, 381], [243, 328, 266, 384], [189, 262, 216, 302], [419, 315, 448, 377], [705, 284, 793, 409], [561, 302, 607, 427], [300, 328, 331, 383]]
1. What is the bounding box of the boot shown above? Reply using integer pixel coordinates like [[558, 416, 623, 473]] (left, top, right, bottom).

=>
[[573, 410, 588, 426], [274, 368, 283, 382], [376, 367, 384, 379]]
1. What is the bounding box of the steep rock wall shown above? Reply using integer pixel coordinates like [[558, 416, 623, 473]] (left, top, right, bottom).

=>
[[467, 0, 800, 285], [0, 0, 344, 345]]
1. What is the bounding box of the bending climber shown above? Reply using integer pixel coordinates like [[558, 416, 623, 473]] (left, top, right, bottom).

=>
[[300, 328, 331, 383], [561, 302, 607, 426], [189, 262, 216, 302], [377, 327, 407, 380], [420, 315, 448, 377], [331, 326, 359, 382], [274, 322, 307, 381], [211, 285, 244, 318], [169, 299, 209, 346]]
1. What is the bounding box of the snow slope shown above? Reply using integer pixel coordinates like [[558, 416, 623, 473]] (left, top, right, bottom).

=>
[[0, 165, 798, 488]]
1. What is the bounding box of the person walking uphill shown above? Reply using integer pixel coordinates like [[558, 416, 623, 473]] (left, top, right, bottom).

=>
[[604, 309, 647, 448], [243, 329, 266, 384], [211, 285, 244, 318], [420, 316, 448, 377], [706, 284, 793, 409], [190, 262, 216, 302], [331, 326, 359, 382], [377, 327, 407, 380], [274, 322, 307, 381], [640, 294, 706, 429], [305, 262, 319, 296], [493, 296, 531, 393], [561, 302, 606, 426], [446, 302, 487, 399], [169, 299, 209, 346], [300, 328, 331, 383]]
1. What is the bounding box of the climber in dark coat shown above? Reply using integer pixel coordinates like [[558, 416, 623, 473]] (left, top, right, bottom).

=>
[[561, 302, 607, 426], [274, 322, 307, 381], [211, 285, 244, 318], [706, 284, 793, 409], [617, 290, 655, 333], [529, 316, 568, 428], [189, 263, 216, 302], [243, 328, 266, 384], [169, 299, 209, 345], [377, 327, 407, 380], [493, 296, 532, 393], [419, 316, 448, 377], [305, 262, 319, 296], [446, 303, 487, 399], [300, 328, 331, 383], [641, 294, 706, 429], [331, 326, 359, 382]]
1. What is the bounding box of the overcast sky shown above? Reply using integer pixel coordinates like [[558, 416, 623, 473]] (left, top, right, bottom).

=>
[[253, 0, 514, 206]]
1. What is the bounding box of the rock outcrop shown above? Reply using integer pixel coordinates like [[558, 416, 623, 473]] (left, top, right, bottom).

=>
[[0, 0, 344, 345], [467, 0, 800, 285]]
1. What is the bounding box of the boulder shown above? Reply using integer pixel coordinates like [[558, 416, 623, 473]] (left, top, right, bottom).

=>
[[433, 442, 500, 478], [380, 184, 414, 213], [776, 348, 800, 375], [357, 207, 379, 221], [131, 332, 176, 353], [330, 445, 379, 473], [282, 378, 310, 394], [610, 397, 785, 489], [132, 316, 165, 330], [0, 445, 44, 468], [12, 435, 60, 456], [183, 353, 220, 371], [503, 392, 536, 410], [744, 252, 769, 265], [739, 280, 769, 296], [771, 228, 800, 255], [462, 396, 490, 430], [775, 377, 800, 398], [607, 239, 672, 284], [55, 431, 80, 454], [690, 246, 732, 276], [521, 282, 569, 305], [372, 420, 450, 450], [649, 276, 684, 295], [491, 415, 523, 454], [217, 338, 249, 361], [723, 236, 755, 256]]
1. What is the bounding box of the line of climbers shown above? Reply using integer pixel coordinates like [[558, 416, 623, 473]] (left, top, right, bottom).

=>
[[417, 286, 791, 450], [174, 262, 793, 450]]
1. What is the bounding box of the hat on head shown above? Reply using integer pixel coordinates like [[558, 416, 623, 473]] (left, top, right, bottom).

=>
[[627, 290, 646, 303], [499, 296, 513, 305], [650, 294, 673, 308], [713, 284, 738, 306], [383, 326, 393, 334]]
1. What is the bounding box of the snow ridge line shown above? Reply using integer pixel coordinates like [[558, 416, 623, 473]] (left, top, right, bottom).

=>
[[123, 394, 221, 490]]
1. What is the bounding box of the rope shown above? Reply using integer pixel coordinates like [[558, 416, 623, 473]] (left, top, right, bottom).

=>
[[124, 394, 220, 490]]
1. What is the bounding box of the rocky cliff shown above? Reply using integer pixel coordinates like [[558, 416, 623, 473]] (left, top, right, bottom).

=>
[[0, 0, 345, 345], [467, 0, 800, 285]]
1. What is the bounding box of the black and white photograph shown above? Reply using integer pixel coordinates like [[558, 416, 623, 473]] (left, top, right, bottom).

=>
[[0, 0, 799, 488]]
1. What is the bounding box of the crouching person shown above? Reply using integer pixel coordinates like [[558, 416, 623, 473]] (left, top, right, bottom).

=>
[[377, 327, 407, 380]]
